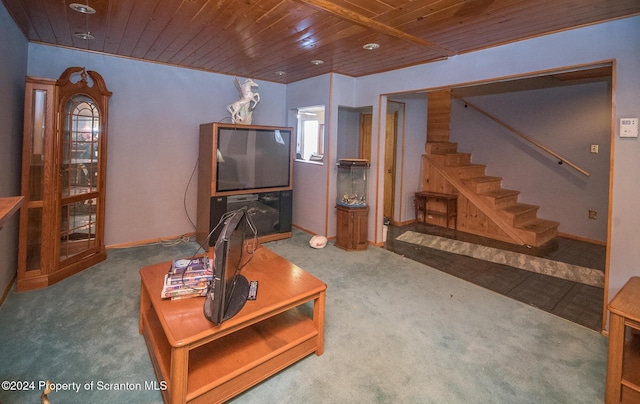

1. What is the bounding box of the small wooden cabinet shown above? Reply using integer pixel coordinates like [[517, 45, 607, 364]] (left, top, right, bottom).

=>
[[17, 68, 111, 291], [414, 191, 458, 230], [335, 205, 368, 251], [606, 277, 640, 403]]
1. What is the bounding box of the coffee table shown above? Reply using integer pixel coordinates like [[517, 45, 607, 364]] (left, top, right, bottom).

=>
[[139, 246, 326, 403]]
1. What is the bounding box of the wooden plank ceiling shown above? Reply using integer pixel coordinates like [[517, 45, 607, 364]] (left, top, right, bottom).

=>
[[3, 0, 639, 83]]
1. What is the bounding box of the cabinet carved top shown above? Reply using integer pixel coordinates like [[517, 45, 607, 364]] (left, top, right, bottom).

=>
[[57, 66, 112, 97]]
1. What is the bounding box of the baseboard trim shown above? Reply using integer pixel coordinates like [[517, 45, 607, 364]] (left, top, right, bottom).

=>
[[557, 231, 606, 246], [0, 273, 16, 308], [292, 224, 315, 236], [106, 233, 196, 250]]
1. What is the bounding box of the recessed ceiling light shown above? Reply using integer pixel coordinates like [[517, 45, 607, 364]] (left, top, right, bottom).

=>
[[74, 32, 95, 40], [311, 60, 324, 65], [363, 43, 380, 50], [275, 71, 286, 76], [69, 3, 96, 14]]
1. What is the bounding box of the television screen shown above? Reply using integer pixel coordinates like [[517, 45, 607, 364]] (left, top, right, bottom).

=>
[[216, 125, 292, 193], [203, 208, 255, 324]]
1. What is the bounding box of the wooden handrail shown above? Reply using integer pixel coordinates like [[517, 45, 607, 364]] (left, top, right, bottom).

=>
[[450, 93, 590, 177]]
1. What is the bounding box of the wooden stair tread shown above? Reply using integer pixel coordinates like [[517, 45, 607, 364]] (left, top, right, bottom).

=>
[[515, 219, 559, 246], [427, 141, 457, 146], [500, 203, 538, 216], [481, 189, 520, 198], [516, 218, 559, 232], [446, 152, 470, 157], [464, 176, 502, 184], [447, 163, 484, 168]]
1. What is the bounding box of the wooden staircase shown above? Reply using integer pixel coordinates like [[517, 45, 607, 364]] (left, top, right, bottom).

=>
[[420, 91, 558, 247]]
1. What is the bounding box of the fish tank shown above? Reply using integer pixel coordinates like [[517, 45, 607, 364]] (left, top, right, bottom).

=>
[[337, 159, 369, 207]]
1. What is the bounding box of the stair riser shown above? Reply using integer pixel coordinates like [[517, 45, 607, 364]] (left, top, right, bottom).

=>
[[465, 179, 502, 193], [446, 165, 486, 179], [518, 232, 539, 248], [429, 155, 447, 165], [516, 225, 558, 247], [430, 154, 472, 166], [484, 194, 519, 209], [445, 154, 471, 166], [507, 209, 538, 227], [426, 142, 458, 155], [535, 226, 558, 246], [429, 134, 450, 143], [516, 212, 537, 227]]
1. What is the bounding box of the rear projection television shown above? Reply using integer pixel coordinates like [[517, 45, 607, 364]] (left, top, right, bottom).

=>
[[214, 124, 293, 194]]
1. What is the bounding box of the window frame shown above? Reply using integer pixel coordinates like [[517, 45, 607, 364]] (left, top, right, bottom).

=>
[[295, 106, 325, 164]]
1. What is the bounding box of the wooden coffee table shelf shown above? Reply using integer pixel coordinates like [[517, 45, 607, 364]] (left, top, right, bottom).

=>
[[139, 246, 326, 404]]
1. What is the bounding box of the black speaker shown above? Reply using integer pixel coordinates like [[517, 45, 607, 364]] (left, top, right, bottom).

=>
[[208, 196, 227, 246], [279, 190, 292, 232], [208, 191, 292, 244]]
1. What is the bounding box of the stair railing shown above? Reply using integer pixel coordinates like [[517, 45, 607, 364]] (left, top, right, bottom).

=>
[[450, 93, 590, 177]]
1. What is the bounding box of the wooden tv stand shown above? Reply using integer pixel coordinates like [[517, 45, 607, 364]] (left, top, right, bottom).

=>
[[139, 246, 326, 403]]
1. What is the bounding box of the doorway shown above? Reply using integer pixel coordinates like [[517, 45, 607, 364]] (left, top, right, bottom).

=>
[[383, 63, 613, 331]]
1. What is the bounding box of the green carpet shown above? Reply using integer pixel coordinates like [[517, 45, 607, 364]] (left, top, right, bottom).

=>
[[0, 229, 608, 403]]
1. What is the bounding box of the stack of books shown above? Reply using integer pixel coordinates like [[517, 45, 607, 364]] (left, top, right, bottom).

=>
[[161, 256, 213, 300]]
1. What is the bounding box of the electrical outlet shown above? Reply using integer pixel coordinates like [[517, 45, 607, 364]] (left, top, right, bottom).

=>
[[588, 209, 598, 219], [590, 144, 599, 154]]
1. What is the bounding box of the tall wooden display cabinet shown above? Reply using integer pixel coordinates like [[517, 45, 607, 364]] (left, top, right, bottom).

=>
[[17, 67, 112, 292]]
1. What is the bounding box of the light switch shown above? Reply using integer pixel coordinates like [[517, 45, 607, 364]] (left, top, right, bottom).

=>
[[620, 118, 638, 138], [590, 144, 599, 154]]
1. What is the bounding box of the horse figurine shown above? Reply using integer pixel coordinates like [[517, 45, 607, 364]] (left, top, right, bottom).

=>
[[227, 77, 260, 124]]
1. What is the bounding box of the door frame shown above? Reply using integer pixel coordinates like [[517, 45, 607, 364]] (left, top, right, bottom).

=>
[[383, 111, 398, 223]]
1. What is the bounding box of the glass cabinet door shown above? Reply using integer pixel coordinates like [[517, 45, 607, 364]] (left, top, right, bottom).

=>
[[59, 95, 102, 262], [20, 79, 56, 274]]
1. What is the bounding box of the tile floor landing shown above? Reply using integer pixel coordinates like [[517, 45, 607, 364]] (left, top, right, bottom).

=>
[[384, 223, 605, 331]]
